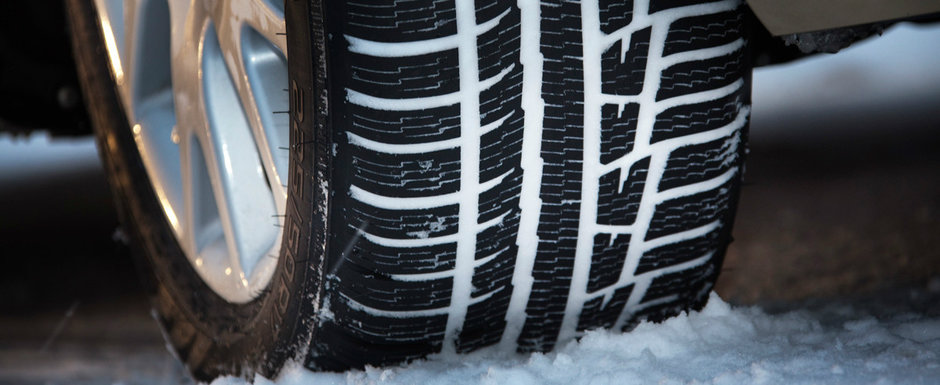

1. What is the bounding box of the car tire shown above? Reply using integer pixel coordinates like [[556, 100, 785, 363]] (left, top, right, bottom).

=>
[[69, 0, 750, 380], [310, 0, 751, 369]]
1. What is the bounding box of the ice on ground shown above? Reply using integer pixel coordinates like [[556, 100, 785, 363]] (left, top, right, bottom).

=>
[[212, 290, 940, 385]]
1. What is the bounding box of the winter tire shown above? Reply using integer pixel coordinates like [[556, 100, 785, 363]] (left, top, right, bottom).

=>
[[68, 0, 750, 380]]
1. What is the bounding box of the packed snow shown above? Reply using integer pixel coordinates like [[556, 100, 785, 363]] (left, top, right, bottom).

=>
[[211, 287, 940, 385]]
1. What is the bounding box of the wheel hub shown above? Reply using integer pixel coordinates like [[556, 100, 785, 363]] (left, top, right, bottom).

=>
[[92, 0, 288, 303]]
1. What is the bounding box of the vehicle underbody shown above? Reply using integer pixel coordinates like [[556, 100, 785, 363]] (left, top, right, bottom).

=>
[[1, 1, 936, 137]]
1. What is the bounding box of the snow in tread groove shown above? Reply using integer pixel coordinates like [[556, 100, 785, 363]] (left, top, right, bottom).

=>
[[558, 0, 748, 340], [211, 291, 940, 385]]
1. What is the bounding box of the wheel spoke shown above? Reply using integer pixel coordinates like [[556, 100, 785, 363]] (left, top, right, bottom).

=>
[[207, 0, 289, 211], [121, 0, 141, 98], [200, 24, 280, 299], [124, 0, 186, 237], [226, 0, 288, 55], [94, 0, 287, 303], [170, 0, 209, 257], [241, 27, 291, 199]]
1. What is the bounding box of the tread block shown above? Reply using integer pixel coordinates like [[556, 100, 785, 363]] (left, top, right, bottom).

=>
[[601, 27, 651, 96], [336, 263, 453, 311], [657, 50, 745, 101], [640, 262, 715, 303], [341, 230, 457, 275], [645, 179, 733, 240], [476, 5, 521, 81], [651, 92, 743, 143], [479, 77, 524, 183], [348, 50, 459, 99], [474, 0, 506, 23], [600, 103, 639, 165], [310, 312, 445, 370], [658, 132, 739, 191], [346, 0, 457, 43], [349, 147, 461, 196], [635, 230, 721, 274], [663, 10, 743, 56], [470, 242, 516, 297], [597, 156, 649, 226], [577, 284, 634, 331], [457, 288, 511, 352], [599, 0, 634, 35], [348, 202, 459, 239], [587, 233, 632, 293], [477, 173, 522, 222], [348, 104, 462, 144]]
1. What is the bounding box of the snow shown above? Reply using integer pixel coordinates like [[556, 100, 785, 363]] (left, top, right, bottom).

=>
[[211, 288, 940, 385], [0, 132, 99, 183]]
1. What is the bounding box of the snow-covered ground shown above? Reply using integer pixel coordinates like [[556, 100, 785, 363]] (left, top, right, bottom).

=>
[[0, 132, 98, 184], [213, 285, 940, 385]]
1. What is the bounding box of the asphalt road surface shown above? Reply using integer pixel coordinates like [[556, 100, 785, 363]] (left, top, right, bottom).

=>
[[0, 23, 938, 385]]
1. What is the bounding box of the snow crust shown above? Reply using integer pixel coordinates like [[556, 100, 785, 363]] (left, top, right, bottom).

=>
[[211, 292, 940, 385]]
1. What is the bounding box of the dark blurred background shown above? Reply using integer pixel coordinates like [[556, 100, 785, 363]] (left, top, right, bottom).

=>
[[0, 21, 938, 385], [717, 23, 940, 302]]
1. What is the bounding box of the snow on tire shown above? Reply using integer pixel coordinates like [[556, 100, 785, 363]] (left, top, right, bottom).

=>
[[309, 0, 750, 369]]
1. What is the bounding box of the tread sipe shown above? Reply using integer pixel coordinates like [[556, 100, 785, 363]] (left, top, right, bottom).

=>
[[306, 0, 750, 370]]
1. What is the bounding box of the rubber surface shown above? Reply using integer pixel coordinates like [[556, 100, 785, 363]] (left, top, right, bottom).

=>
[[306, 0, 751, 370]]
